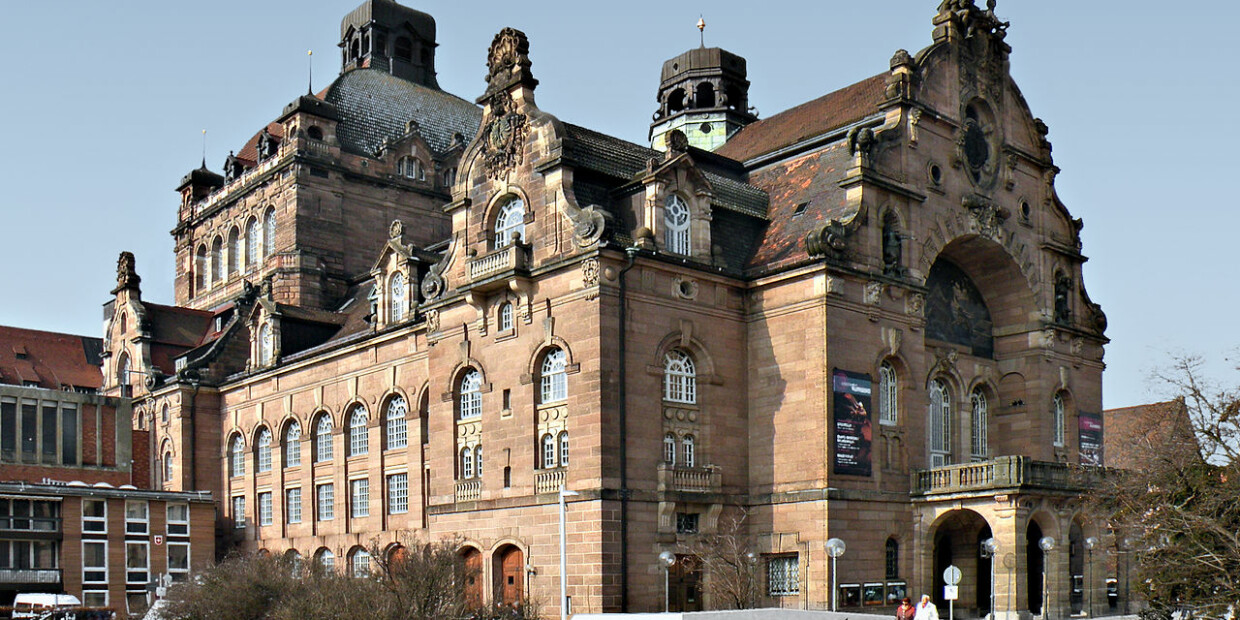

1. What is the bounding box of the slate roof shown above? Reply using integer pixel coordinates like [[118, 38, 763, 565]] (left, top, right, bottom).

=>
[[715, 73, 888, 163], [0, 325, 103, 390], [323, 68, 481, 156]]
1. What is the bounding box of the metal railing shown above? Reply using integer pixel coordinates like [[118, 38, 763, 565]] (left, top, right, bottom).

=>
[[0, 567, 62, 584]]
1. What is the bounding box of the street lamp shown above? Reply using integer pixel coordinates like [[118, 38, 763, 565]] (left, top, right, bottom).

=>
[[1039, 537, 1056, 620], [1084, 537, 1099, 619], [658, 550, 677, 612], [558, 488, 579, 620], [825, 538, 847, 612], [981, 538, 998, 620], [744, 551, 759, 609]]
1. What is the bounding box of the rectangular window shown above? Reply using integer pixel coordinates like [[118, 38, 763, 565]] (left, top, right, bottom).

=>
[[316, 484, 334, 521], [20, 400, 37, 461], [232, 496, 246, 529], [83, 499, 106, 533], [41, 402, 57, 463], [675, 512, 699, 534], [83, 540, 107, 584], [350, 479, 369, 518], [1, 398, 16, 461], [166, 503, 189, 536], [125, 500, 149, 535], [258, 492, 273, 526], [167, 542, 190, 582], [61, 404, 77, 465], [387, 473, 408, 514], [82, 591, 108, 608], [767, 554, 801, 597], [125, 541, 149, 584], [286, 488, 302, 524]]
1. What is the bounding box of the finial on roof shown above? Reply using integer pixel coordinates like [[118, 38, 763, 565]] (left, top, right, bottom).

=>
[[307, 50, 314, 95], [697, 16, 706, 48], [201, 129, 207, 169], [484, 27, 537, 96], [114, 251, 141, 295]]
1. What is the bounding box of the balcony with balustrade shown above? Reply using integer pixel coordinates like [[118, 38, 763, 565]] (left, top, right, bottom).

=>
[[465, 244, 529, 292], [534, 469, 566, 495], [455, 480, 481, 503], [656, 463, 721, 495], [912, 455, 1085, 498]]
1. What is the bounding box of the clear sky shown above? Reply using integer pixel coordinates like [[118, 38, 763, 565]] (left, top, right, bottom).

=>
[[0, 1, 1235, 409]]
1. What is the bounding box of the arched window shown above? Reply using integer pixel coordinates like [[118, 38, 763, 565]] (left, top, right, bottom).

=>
[[443, 166, 457, 187], [258, 322, 274, 365], [498, 302, 514, 331], [878, 362, 898, 425], [394, 37, 412, 62], [163, 451, 173, 484], [541, 433, 556, 469], [928, 380, 951, 467], [389, 272, 406, 322], [284, 422, 302, 468], [885, 538, 899, 579], [475, 444, 483, 477], [317, 548, 335, 571], [350, 548, 371, 578], [348, 406, 368, 457], [116, 354, 132, 397], [228, 227, 240, 276], [970, 389, 988, 460], [385, 396, 408, 450], [663, 433, 676, 465], [1053, 394, 1066, 447], [683, 434, 696, 468], [695, 82, 716, 108], [461, 446, 474, 479], [195, 245, 208, 291], [314, 414, 333, 463], [263, 208, 276, 257], [540, 348, 567, 404], [229, 435, 245, 477], [211, 236, 224, 285], [663, 349, 697, 404], [306, 126, 323, 141], [493, 197, 526, 248], [558, 431, 569, 467], [664, 195, 690, 255], [458, 370, 482, 420], [245, 218, 259, 269], [161, 404, 169, 425], [256, 428, 273, 472]]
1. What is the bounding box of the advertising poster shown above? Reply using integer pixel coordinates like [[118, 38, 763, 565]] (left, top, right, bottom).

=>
[[1079, 412, 1103, 466], [833, 369, 873, 476]]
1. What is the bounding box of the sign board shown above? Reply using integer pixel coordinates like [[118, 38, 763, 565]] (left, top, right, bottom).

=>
[[154, 535, 164, 546], [944, 586, 959, 601], [832, 369, 873, 477], [943, 565, 961, 585]]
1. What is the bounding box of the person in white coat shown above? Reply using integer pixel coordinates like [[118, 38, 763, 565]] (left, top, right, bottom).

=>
[[914, 594, 940, 620]]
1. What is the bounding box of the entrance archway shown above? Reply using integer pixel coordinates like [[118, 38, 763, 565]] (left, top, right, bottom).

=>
[[1027, 521, 1045, 615], [668, 554, 703, 612], [929, 510, 993, 616], [460, 547, 482, 608], [1069, 521, 1084, 614], [493, 545, 524, 606]]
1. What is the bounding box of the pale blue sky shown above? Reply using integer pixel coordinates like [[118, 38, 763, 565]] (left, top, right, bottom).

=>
[[0, 1, 1234, 408]]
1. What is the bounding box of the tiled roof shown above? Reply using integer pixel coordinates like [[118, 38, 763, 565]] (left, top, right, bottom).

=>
[[236, 122, 285, 165], [1104, 400, 1197, 471], [703, 171, 767, 219], [324, 68, 481, 156], [0, 325, 103, 390], [715, 73, 888, 163]]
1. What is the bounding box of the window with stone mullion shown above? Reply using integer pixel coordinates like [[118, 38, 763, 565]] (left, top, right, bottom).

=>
[[386, 397, 408, 450]]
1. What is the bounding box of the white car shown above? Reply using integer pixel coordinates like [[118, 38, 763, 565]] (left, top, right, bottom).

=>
[[11, 593, 81, 619]]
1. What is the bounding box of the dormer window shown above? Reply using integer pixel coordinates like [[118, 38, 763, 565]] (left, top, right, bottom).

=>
[[664, 195, 690, 255], [257, 322, 274, 366], [494, 197, 526, 249], [389, 272, 406, 322], [398, 157, 424, 181]]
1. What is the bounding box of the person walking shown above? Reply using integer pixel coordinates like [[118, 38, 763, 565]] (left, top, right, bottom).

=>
[[914, 594, 940, 620], [896, 597, 917, 620]]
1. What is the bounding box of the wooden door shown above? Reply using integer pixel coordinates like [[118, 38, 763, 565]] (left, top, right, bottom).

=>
[[498, 546, 524, 606], [462, 548, 483, 608]]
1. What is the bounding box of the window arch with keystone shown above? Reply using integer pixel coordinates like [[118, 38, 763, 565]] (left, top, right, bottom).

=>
[[878, 360, 899, 426], [245, 217, 259, 270], [388, 271, 407, 323], [385, 395, 408, 450], [1052, 392, 1069, 449], [970, 387, 989, 461], [663, 349, 697, 404], [928, 378, 953, 467], [256, 427, 273, 473], [539, 348, 567, 404], [347, 405, 369, 457], [664, 194, 691, 255], [283, 420, 302, 468], [532, 343, 577, 472], [262, 207, 276, 257], [492, 196, 526, 249], [228, 433, 245, 478], [313, 413, 334, 463]]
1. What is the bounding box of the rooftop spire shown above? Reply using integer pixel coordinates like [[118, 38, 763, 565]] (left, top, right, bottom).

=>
[[307, 50, 314, 95], [697, 16, 706, 48], [200, 129, 207, 169]]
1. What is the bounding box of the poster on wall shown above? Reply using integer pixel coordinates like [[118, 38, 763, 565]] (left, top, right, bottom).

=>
[[833, 369, 873, 477], [1079, 412, 1104, 466]]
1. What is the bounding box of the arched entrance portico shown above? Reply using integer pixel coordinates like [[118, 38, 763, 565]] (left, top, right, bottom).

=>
[[928, 509, 993, 617]]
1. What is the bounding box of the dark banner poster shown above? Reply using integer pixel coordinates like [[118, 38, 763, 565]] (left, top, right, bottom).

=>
[[1079, 412, 1103, 466], [833, 369, 873, 476]]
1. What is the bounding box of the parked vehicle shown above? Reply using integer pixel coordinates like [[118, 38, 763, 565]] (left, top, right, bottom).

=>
[[10, 593, 81, 619]]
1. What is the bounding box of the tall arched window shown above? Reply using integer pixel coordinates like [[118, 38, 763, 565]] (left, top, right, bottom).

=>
[[664, 195, 690, 254], [493, 197, 526, 248], [348, 406, 368, 457], [682, 434, 696, 468], [385, 396, 408, 450], [540, 348, 567, 404], [663, 349, 697, 404], [1053, 394, 1066, 447], [211, 236, 224, 285], [258, 322, 274, 365], [389, 272, 406, 322], [885, 538, 900, 579], [458, 370, 482, 420], [116, 354, 132, 397], [228, 227, 241, 276], [229, 435, 245, 477], [970, 389, 988, 460], [498, 302, 514, 331], [195, 245, 208, 291], [928, 380, 951, 467], [317, 548, 335, 570], [263, 208, 277, 257], [461, 446, 474, 479], [163, 451, 174, 484], [284, 421, 302, 468], [475, 444, 483, 477], [541, 433, 556, 469], [350, 548, 371, 578], [558, 431, 569, 467], [878, 361, 898, 425], [663, 433, 676, 465], [161, 404, 169, 425], [256, 428, 273, 472], [314, 414, 333, 463], [245, 218, 259, 270]]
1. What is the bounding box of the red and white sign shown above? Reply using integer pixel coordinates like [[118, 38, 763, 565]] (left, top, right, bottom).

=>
[[154, 535, 164, 546]]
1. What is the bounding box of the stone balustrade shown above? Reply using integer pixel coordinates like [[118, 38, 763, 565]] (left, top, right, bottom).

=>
[[912, 455, 1083, 496]]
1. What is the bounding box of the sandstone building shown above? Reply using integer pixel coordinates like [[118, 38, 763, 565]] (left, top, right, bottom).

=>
[[99, 1, 1112, 616]]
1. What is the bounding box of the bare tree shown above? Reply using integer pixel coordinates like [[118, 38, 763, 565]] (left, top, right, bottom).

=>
[[678, 508, 761, 610]]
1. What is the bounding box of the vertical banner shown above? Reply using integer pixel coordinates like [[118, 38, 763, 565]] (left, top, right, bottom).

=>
[[1078, 412, 1103, 466], [832, 369, 873, 476]]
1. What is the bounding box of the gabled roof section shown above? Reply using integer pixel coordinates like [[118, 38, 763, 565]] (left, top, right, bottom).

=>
[[715, 73, 887, 163], [324, 68, 481, 156], [0, 326, 103, 390]]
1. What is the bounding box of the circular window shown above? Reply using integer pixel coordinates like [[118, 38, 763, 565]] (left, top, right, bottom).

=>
[[1020, 201, 1031, 220], [929, 164, 943, 185], [699, 122, 713, 134]]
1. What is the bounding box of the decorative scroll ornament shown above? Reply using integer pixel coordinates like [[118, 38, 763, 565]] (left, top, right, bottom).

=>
[[805, 219, 853, 258], [484, 27, 537, 94], [581, 258, 600, 288], [480, 91, 529, 180]]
